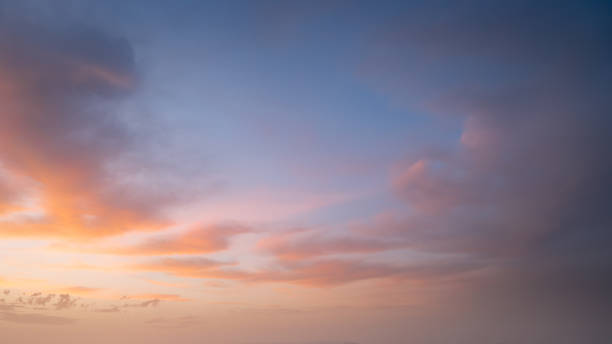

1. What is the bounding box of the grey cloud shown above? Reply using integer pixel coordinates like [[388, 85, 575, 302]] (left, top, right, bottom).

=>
[[32, 293, 55, 306], [355, 0, 612, 317], [54, 294, 77, 310], [123, 299, 160, 308]]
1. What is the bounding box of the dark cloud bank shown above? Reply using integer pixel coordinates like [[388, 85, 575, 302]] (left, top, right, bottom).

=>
[[359, 0, 612, 340]]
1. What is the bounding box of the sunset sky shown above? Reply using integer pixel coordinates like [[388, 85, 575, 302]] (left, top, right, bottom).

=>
[[1, 1, 611, 343]]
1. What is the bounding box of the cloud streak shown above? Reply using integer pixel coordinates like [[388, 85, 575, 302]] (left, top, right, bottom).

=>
[[54, 224, 250, 256], [0, 311, 75, 325], [133, 255, 482, 287], [257, 229, 402, 261]]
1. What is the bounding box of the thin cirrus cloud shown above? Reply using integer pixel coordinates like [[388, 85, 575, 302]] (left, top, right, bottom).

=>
[[58, 286, 103, 295], [131, 257, 233, 278], [121, 293, 188, 302], [145, 315, 199, 328], [49, 223, 249, 256], [132, 256, 399, 287], [132, 255, 481, 288], [256, 229, 402, 261], [101, 224, 248, 255]]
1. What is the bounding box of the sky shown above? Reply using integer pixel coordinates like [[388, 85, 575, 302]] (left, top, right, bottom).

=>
[[0, 1, 611, 343]]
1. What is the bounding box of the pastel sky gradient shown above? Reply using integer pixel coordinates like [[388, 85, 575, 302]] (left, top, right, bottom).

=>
[[1, 1, 611, 343]]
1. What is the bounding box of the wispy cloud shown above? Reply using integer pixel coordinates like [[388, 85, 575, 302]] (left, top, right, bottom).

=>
[[52, 224, 249, 256], [145, 315, 199, 328], [133, 255, 480, 288], [121, 293, 188, 302], [257, 229, 401, 261]]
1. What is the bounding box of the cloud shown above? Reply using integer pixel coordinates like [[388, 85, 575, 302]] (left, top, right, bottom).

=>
[[0, 10, 174, 239], [0, 311, 75, 325], [58, 286, 103, 295], [31, 293, 54, 307], [134, 255, 480, 287], [133, 256, 397, 286], [145, 315, 199, 328], [117, 224, 248, 255], [143, 279, 188, 288], [132, 257, 233, 277], [13, 292, 56, 308], [53, 294, 77, 310], [93, 306, 120, 313], [57, 224, 250, 256], [0, 174, 22, 215], [123, 299, 160, 308], [249, 342, 359, 344], [359, 0, 612, 300], [257, 229, 401, 261], [121, 294, 188, 302], [246, 260, 403, 287]]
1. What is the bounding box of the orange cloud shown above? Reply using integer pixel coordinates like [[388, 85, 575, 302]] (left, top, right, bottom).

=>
[[0, 20, 174, 239], [0, 181, 21, 215], [132, 257, 233, 277], [77, 224, 249, 256], [56, 286, 104, 296], [131, 253, 484, 288], [133, 257, 397, 287], [143, 279, 189, 288], [121, 294, 188, 302], [247, 260, 403, 287]]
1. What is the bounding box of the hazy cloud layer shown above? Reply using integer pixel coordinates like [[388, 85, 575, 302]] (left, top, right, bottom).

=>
[[0, 311, 75, 325], [360, 0, 612, 301]]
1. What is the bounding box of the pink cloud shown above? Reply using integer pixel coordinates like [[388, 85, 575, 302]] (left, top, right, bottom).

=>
[[132, 255, 481, 288], [110, 224, 249, 255], [257, 229, 401, 261], [52, 223, 249, 255]]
